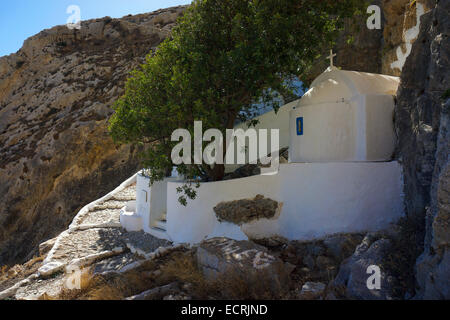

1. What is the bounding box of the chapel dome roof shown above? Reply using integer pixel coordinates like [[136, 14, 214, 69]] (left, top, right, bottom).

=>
[[297, 67, 400, 107]]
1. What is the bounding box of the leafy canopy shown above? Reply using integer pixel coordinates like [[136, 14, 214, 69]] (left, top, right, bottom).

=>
[[109, 0, 365, 202]]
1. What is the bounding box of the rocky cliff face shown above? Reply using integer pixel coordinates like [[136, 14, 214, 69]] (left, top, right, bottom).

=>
[[382, 0, 436, 75], [395, 0, 449, 299], [0, 6, 186, 265], [304, 0, 434, 84], [326, 0, 449, 299]]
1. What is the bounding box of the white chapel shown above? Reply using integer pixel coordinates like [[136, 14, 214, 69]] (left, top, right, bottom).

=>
[[120, 64, 405, 244]]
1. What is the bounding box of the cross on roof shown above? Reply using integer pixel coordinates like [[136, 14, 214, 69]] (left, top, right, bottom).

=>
[[327, 49, 337, 68]]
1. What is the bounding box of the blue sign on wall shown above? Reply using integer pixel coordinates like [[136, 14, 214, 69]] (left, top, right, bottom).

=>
[[296, 117, 304, 136]]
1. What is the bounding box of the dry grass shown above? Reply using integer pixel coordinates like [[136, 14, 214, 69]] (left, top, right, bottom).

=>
[[53, 267, 154, 300], [0, 255, 44, 291], [51, 248, 290, 300], [0, 265, 9, 280], [155, 251, 206, 287], [211, 268, 287, 300], [158, 250, 288, 300], [53, 254, 170, 300], [54, 269, 123, 300]]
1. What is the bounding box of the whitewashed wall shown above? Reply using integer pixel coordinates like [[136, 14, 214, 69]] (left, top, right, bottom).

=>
[[166, 162, 404, 244], [137, 173, 151, 232], [225, 100, 296, 173], [289, 68, 399, 163]]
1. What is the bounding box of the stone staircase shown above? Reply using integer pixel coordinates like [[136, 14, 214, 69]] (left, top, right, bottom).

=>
[[150, 212, 170, 240]]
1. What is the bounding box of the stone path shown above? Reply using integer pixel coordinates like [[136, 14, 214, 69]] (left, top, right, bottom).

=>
[[72, 183, 136, 227], [49, 228, 126, 264], [78, 208, 122, 226], [42, 182, 138, 272], [2, 178, 160, 299], [0, 178, 182, 300], [14, 274, 66, 300], [92, 253, 140, 275], [110, 184, 138, 202], [124, 231, 172, 257]]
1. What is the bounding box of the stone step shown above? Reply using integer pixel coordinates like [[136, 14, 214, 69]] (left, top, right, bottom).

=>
[[91, 200, 127, 211], [149, 226, 171, 241], [111, 196, 136, 202], [123, 231, 171, 257], [154, 220, 167, 231]]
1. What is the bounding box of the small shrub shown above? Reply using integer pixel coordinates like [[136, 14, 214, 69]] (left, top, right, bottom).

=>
[[441, 89, 450, 100], [15, 61, 25, 69], [55, 268, 125, 300]]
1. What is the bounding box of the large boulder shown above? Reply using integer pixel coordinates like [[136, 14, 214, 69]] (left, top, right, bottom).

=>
[[213, 195, 280, 225], [331, 234, 395, 300], [196, 238, 291, 295], [323, 233, 365, 261]]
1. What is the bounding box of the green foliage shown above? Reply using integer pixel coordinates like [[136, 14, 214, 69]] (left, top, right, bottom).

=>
[[176, 181, 201, 206], [442, 89, 450, 100], [109, 0, 365, 204]]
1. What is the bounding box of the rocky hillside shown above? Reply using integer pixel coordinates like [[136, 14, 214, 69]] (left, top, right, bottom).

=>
[[395, 0, 449, 299], [0, 6, 186, 266]]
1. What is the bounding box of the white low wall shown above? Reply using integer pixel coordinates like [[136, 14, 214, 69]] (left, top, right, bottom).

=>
[[166, 162, 404, 244]]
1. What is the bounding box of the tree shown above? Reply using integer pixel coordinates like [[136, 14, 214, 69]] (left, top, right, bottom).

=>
[[109, 0, 365, 204]]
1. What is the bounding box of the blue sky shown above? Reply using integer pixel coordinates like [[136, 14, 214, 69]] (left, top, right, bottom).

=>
[[0, 0, 192, 57]]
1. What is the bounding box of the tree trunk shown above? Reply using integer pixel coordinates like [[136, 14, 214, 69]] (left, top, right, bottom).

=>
[[212, 163, 225, 181]]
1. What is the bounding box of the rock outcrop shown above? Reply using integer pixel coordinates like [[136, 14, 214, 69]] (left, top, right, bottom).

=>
[[196, 237, 291, 297], [394, 0, 449, 299], [213, 195, 280, 225], [303, 0, 385, 85], [331, 234, 395, 300], [382, 0, 435, 75], [304, 0, 434, 84], [0, 6, 186, 266]]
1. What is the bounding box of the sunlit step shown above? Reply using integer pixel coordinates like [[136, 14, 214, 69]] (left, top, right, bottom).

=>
[[153, 219, 167, 231]]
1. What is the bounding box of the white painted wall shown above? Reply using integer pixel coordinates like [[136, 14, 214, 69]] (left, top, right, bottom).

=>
[[120, 201, 142, 232], [166, 162, 404, 244], [166, 172, 279, 243], [226, 100, 297, 173], [137, 173, 151, 232], [234, 100, 295, 149], [289, 101, 358, 162], [289, 68, 398, 162], [148, 179, 169, 227], [137, 174, 176, 232], [365, 94, 396, 160], [275, 162, 404, 240]]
